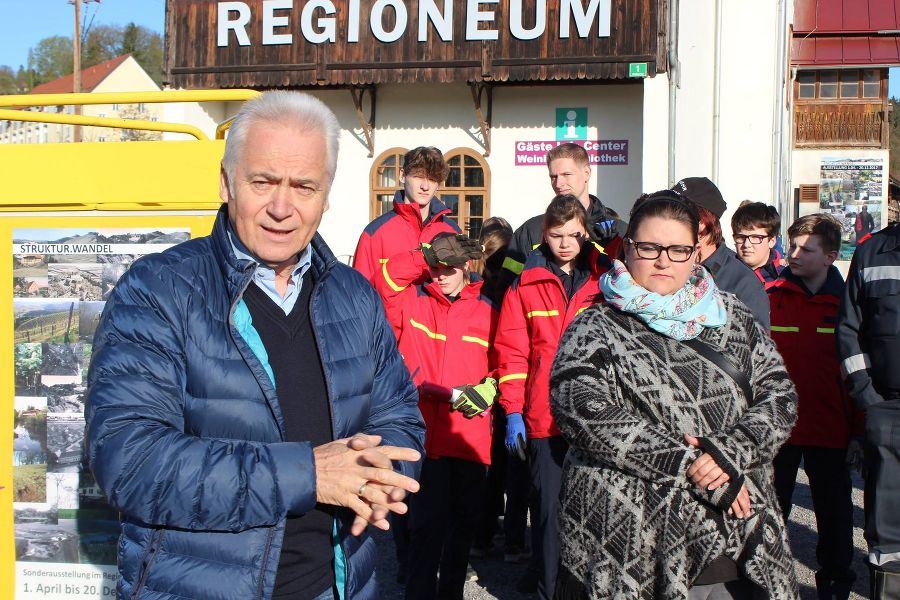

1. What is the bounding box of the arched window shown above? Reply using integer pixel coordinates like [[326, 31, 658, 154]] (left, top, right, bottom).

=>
[[441, 148, 491, 240], [369, 147, 407, 220], [368, 146, 491, 239]]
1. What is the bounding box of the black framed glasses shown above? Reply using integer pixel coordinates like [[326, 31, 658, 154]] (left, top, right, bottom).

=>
[[733, 234, 770, 246], [625, 238, 696, 262]]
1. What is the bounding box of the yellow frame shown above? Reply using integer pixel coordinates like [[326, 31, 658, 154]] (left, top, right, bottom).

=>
[[0, 90, 258, 598]]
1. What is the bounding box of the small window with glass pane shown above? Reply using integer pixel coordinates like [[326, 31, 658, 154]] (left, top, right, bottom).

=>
[[840, 70, 859, 98], [798, 71, 816, 99], [863, 70, 880, 98], [819, 71, 838, 98], [369, 147, 408, 220]]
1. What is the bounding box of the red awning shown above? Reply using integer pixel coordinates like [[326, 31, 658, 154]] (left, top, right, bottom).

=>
[[792, 0, 900, 66], [792, 36, 900, 66], [795, 0, 900, 34]]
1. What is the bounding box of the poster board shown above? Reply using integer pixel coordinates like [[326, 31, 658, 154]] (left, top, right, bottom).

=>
[[819, 157, 887, 261], [1, 214, 217, 599]]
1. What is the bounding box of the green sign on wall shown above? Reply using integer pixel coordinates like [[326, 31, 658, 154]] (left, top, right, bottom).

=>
[[629, 62, 648, 78], [556, 107, 587, 141]]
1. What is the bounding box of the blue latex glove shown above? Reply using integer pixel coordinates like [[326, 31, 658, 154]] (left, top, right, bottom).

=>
[[505, 412, 527, 461]]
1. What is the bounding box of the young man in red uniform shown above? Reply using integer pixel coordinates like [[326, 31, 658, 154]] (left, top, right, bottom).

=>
[[375, 232, 499, 600], [353, 147, 460, 285], [495, 195, 612, 600], [769, 213, 861, 600], [731, 200, 784, 286]]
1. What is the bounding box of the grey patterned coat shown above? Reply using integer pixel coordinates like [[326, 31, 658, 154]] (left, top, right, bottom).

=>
[[550, 294, 798, 599]]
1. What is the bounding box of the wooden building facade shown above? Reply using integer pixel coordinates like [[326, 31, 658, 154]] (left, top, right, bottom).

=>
[[165, 0, 667, 88]]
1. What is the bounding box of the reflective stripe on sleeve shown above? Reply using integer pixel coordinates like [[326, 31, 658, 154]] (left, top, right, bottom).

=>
[[381, 260, 406, 292], [862, 265, 900, 282], [840, 353, 870, 378], [499, 373, 528, 384], [461, 335, 489, 348], [770, 325, 799, 333], [816, 327, 835, 334], [409, 318, 447, 341], [502, 256, 525, 275], [527, 309, 560, 319]]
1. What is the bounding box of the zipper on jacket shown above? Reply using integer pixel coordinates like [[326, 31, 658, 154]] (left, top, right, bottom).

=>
[[132, 529, 165, 600], [254, 527, 276, 599]]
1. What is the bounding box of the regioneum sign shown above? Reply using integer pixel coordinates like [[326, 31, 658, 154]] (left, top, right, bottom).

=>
[[216, 0, 613, 46]]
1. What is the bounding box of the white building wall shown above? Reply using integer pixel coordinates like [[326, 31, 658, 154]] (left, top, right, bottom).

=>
[[274, 83, 647, 258], [673, 1, 786, 241]]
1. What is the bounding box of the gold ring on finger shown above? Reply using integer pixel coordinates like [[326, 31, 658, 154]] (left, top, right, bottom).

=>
[[357, 482, 368, 496]]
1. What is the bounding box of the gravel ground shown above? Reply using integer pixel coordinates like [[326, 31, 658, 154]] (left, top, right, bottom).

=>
[[374, 467, 870, 599]]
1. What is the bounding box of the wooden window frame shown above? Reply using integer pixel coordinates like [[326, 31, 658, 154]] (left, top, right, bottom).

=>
[[795, 68, 887, 104], [369, 146, 408, 221], [368, 147, 492, 239], [441, 147, 491, 240]]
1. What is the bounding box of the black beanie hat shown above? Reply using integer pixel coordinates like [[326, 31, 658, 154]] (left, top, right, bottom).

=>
[[671, 177, 726, 219]]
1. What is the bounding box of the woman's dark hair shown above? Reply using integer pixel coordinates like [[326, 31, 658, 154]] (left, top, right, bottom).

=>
[[626, 190, 701, 244], [474, 216, 513, 279], [542, 194, 588, 234]]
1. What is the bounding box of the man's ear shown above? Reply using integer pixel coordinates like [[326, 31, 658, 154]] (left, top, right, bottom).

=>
[[583, 163, 592, 180], [767, 236, 777, 250], [219, 165, 230, 203], [825, 249, 838, 266]]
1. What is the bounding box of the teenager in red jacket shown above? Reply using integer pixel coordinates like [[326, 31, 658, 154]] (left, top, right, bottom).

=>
[[375, 232, 498, 600], [353, 146, 460, 285], [769, 213, 861, 600], [495, 195, 612, 600], [731, 200, 784, 286]]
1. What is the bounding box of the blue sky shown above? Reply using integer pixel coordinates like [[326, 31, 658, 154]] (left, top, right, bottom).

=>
[[0, 0, 165, 69], [891, 68, 900, 100]]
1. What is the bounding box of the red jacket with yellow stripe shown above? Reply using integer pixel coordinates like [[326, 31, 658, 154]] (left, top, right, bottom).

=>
[[353, 191, 460, 285], [768, 266, 862, 448], [496, 245, 611, 439], [374, 249, 498, 464]]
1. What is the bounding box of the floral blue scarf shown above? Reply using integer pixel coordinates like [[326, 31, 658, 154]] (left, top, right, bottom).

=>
[[599, 260, 727, 340]]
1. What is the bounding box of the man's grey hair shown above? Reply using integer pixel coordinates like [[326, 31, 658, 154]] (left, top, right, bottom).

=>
[[222, 91, 341, 195]]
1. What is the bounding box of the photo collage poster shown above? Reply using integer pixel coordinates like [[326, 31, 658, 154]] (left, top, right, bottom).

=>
[[11, 228, 189, 598], [819, 157, 886, 261]]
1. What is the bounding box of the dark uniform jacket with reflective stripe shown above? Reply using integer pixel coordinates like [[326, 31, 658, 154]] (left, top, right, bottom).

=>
[[769, 266, 862, 447], [838, 224, 900, 408], [86, 206, 425, 600], [353, 191, 460, 285], [703, 244, 771, 329], [375, 248, 498, 465]]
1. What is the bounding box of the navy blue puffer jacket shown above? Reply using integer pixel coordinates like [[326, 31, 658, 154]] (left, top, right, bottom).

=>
[[86, 206, 424, 600]]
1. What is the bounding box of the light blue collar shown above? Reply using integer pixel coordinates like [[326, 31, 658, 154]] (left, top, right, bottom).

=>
[[228, 227, 312, 315]]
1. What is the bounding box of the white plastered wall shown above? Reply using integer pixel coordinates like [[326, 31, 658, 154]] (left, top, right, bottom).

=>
[[672, 1, 785, 245], [208, 83, 645, 259]]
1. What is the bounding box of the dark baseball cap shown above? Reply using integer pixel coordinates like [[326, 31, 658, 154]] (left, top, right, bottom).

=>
[[671, 177, 726, 219]]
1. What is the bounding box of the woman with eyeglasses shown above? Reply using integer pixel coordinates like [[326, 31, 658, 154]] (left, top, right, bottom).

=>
[[494, 194, 612, 599], [549, 192, 798, 600]]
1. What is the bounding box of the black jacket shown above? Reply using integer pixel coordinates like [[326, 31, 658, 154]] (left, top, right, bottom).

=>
[[837, 224, 900, 408], [703, 244, 770, 329], [499, 195, 625, 295]]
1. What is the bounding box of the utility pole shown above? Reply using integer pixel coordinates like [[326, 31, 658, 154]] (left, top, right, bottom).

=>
[[70, 0, 99, 142], [73, 0, 82, 142]]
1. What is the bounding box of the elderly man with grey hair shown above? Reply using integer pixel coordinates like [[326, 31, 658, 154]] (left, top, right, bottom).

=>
[[86, 91, 425, 600]]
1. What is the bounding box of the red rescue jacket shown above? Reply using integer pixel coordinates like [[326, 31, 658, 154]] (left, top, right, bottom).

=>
[[353, 191, 460, 285], [374, 249, 498, 464], [495, 244, 611, 439], [768, 266, 863, 447]]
